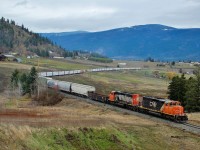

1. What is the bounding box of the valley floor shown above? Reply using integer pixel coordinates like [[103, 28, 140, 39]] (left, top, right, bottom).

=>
[[0, 60, 199, 150]]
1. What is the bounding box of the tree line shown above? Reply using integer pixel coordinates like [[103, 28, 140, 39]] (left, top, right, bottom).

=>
[[168, 67, 200, 112], [29, 48, 49, 57]]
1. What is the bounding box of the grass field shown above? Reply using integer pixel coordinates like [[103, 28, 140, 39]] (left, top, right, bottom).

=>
[[0, 60, 199, 150], [21, 57, 99, 71], [0, 98, 200, 150], [56, 69, 169, 97]]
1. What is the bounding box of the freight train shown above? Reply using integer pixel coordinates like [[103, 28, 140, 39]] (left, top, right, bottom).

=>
[[40, 77, 188, 122]]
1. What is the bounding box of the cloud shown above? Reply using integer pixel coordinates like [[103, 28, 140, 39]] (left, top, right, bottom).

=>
[[0, 0, 200, 32], [14, 0, 28, 7]]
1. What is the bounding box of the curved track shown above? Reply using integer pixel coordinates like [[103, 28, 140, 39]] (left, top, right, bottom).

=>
[[182, 123, 200, 130], [61, 92, 200, 135], [38, 68, 200, 135]]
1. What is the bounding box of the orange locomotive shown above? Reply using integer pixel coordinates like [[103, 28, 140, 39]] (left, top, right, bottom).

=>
[[109, 91, 140, 108], [140, 96, 187, 121], [106, 92, 187, 122]]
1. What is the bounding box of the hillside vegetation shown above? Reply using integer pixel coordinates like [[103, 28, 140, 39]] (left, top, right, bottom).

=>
[[0, 17, 65, 56]]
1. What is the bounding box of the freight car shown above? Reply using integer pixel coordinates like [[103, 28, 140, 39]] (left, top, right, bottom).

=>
[[88, 92, 108, 103], [71, 83, 95, 97], [40, 77, 187, 122], [46, 78, 95, 97]]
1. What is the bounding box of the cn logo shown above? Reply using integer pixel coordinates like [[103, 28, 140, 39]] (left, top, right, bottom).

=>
[[150, 101, 157, 108]]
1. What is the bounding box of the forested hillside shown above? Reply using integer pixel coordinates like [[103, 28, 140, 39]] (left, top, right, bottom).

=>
[[0, 17, 66, 57]]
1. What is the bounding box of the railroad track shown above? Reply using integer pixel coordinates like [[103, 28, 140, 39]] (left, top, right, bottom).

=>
[[182, 123, 200, 130], [61, 92, 200, 135]]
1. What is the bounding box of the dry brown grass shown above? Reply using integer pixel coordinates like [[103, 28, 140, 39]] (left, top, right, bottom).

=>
[[0, 98, 200, 150], [0, 62, 32, 70], [187, 113, 200, 125], [0, 59, 199, 149], [32, 90, 64, 106]]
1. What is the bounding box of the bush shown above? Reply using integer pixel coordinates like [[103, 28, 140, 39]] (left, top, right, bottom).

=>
[[33, 89, 64, 106]]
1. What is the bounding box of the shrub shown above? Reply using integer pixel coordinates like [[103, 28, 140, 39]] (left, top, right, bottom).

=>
[[32, 89, 64, 106]]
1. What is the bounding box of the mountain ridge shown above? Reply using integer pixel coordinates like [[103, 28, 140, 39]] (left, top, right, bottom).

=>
[[41, 24, 200, 61]]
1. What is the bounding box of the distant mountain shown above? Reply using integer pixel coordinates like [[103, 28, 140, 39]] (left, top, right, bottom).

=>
[[41, 24, 200, 61], [0, 17, 65, 56], [41, 31, 89, 37]]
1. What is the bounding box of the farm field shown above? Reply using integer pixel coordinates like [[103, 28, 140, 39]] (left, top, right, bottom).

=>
[[0, 60, 199, 150], [21, 57, 100, 71], [55, 70, 169, 97]]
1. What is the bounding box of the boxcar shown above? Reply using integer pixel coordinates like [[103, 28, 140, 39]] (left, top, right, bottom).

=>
[[88, 92, 108, 102]]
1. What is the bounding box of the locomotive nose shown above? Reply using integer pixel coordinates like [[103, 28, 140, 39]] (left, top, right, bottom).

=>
[[174, 106, 183, 115]]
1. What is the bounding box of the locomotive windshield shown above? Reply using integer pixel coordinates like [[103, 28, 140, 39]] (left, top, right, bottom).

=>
[[168, 102, 181, 106]]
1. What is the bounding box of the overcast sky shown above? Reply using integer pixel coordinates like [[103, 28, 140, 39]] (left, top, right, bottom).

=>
[[1, 0, 200, 32]]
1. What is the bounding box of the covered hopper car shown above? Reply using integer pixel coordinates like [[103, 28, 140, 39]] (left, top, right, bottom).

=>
[[46, 78, 95, 97]]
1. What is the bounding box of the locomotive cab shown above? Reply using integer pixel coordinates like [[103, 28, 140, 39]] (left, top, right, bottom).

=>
[[162, 101, 183, 115], [162, 101, 188, 121]]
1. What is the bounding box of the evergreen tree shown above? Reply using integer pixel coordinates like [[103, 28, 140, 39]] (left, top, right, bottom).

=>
[[168, 76, 178, 100], [11, 67, 38, 96], [167, 74, 186, 105], [184, 77, 198, 112], [21, 24, 24, 30], [178, 74, 187, 105], [28, 67, 38, 95], [187, 66, 200, 111], [11, 20, 15, 25], [19, 73, 29, 95], [168, 66, 200, 112], [171, 61, 175, 66], [1, 17, 5, 23], [11, 69, 20, 88], [194, 67, 200, 103]]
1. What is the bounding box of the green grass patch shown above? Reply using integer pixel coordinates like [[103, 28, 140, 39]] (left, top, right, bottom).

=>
[[25, 127, 137, 150], [56, 69, 169, 97]]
